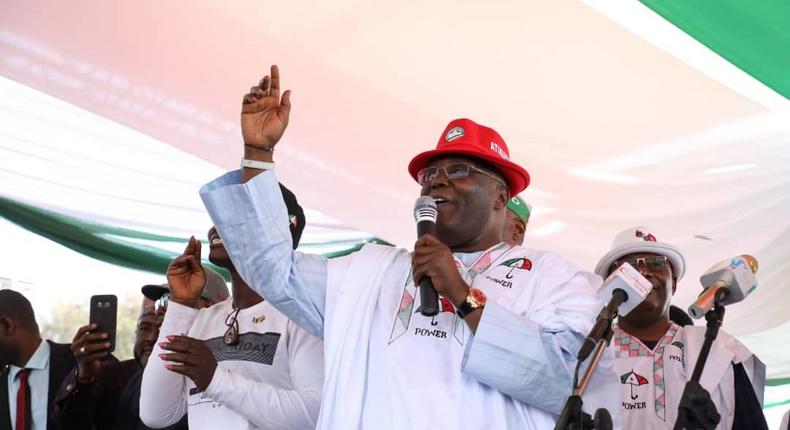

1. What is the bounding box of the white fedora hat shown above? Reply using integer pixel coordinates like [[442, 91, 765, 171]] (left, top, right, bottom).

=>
[[594, 226, 686, 280]]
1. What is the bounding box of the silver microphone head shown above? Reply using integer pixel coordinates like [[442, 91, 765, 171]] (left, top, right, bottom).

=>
[[414, 196, 438, 223]]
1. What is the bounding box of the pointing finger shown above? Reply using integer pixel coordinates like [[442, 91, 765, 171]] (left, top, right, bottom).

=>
[[270, 65, 280, 99]]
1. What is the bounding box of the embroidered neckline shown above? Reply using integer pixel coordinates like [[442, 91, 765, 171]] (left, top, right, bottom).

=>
[[613, 323, 681, 422], [388, 242, 515, 346], [453, 242, 514, 281]]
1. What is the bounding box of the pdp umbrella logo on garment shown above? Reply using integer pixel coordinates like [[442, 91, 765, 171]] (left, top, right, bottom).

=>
[[500, 257, 532, 279], [621, 370, 649, 400], [445, 126, 464, 142], [415, 297, 456, 326]]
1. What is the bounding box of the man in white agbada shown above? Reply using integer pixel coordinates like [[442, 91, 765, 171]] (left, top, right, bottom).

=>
[[594, 226, 768, 429], [199, 65, 618, 429]]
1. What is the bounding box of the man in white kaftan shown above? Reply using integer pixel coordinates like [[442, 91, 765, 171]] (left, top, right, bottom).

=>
[[199, 65, 620, 429], [595, 226, 767, 429]]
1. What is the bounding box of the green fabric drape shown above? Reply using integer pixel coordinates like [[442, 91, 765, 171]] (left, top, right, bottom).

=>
[[768, 377, 790, 387], [0, 195, 388, 281], [640, 0, 790, 99]]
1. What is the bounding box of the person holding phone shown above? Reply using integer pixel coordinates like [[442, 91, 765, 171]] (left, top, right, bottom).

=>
[[140, 184, 323, 430], [52, 288, 191, 430], [1, 289, 75, 430]]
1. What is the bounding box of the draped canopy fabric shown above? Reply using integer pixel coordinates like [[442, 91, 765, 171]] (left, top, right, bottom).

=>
[[1, 0, 789, 420], [0, 74, 381, 275]]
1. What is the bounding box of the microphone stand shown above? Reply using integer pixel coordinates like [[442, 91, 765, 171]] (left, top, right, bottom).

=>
[[554, 329, 614, 429], [673, 295, 727, 430]]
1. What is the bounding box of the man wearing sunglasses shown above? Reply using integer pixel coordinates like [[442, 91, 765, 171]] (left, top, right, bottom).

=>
[[594, 226, 767, 429], [195, 65, 616, 429], [140, 184, 323, 430]]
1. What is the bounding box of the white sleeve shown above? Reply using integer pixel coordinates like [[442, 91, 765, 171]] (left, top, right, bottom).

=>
[[200, 170, 329, 338], [139, 302, 198, 428], [462, 252, 620, 422], [203, 321, 324, 429]]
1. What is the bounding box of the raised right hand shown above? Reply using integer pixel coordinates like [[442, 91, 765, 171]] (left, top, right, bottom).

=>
[[71, 323, 110, 383], [241, 64, 292, 151], [166, 237, 206, 308]]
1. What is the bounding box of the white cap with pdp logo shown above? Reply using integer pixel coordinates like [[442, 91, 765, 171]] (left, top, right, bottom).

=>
[[594, 226, 686, 280]]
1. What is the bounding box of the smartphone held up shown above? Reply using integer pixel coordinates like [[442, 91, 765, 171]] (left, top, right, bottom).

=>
[[89, 294, 117, 353]]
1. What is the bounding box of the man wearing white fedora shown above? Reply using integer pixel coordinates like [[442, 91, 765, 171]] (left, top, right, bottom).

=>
[[594, 226, 768, 429]]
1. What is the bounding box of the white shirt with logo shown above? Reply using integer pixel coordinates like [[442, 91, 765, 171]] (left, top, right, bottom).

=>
[[319, 242, 605, 430], [610, 322, 763, 429], [199, 169, 618, 430], [140, 299, 323, 430]]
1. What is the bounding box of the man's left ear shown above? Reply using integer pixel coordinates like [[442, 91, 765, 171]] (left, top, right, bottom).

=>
[[671, 277, 678, 295]]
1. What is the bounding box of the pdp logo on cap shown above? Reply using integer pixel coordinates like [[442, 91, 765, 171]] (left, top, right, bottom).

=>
[[445, 126, 464, 142], [635, 229, 657, 242]]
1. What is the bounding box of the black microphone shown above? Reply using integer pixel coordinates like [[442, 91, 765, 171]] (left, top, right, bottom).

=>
[[414, 196, 439, 317]]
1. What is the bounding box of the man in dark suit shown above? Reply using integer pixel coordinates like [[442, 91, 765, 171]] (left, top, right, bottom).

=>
[[1, 289, 75, 430]]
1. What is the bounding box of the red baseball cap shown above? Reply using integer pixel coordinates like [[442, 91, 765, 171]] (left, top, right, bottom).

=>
[[408, 118, 530, 197]]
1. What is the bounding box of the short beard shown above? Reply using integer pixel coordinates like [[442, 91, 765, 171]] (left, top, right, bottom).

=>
[[135, 349, 149, 368]]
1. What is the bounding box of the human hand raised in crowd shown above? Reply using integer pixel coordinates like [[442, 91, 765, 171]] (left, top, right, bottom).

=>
[[166, 237, 206, 308], [70, 323, 111, 383], [159, 335, 218, 391], [412, 234, 470, 308], [241, 64, 292, 153]]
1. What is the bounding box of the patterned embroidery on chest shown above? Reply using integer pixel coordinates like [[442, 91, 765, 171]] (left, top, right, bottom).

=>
[[388, 273, 465, 345], [613, 323, 680, 421], [466, 251, 493, 279], [387, 244, 512, 346]]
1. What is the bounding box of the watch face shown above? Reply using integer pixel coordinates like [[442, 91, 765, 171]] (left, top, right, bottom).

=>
[[469, 288, 487, 305]]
